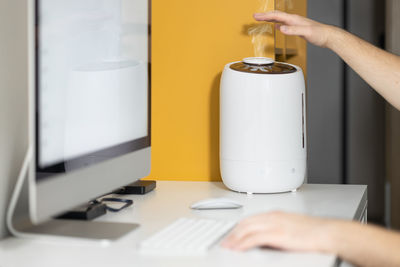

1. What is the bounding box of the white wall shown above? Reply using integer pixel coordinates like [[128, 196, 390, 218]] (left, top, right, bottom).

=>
[[0, 0, 29, 239]]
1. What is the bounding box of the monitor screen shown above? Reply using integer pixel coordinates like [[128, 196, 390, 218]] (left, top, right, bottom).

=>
[[36, 0, 150, 179]]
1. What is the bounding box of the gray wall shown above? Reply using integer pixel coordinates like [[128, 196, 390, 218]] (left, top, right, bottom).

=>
[[386, 0, 400, 229], [307, 0, 345, 184], [0, 0, 29, 239], [346, 0, 385, 222], [307, 0, 385, 222]]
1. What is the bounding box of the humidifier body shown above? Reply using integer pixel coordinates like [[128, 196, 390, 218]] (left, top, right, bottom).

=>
[[220, 57, 306, 193]]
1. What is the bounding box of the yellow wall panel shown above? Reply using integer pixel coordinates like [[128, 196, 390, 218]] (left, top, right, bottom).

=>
[[147, 0, 306, 181]]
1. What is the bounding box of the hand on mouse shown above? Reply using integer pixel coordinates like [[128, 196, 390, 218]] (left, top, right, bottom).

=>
[[221, 211, 338, 253], [253, 10, 336, 48]]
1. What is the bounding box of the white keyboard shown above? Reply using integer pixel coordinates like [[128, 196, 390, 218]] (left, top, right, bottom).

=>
[[139, 217, 236, 254]]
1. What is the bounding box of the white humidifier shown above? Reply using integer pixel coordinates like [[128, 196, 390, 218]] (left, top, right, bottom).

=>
[[220, 57, 306, 193]]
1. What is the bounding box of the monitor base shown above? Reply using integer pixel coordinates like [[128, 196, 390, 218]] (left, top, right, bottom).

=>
[[7, 146, 139, 241], [20, 219, 139, 240]]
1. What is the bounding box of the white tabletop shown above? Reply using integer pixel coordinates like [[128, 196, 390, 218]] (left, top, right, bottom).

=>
[[0, 181, 367, 267]]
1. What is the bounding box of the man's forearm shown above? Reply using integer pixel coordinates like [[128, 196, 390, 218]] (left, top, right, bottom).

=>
[[325, 26, 400, 109]]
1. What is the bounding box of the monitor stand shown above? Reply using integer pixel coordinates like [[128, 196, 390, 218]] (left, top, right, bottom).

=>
[[6, 147, 139, 241]]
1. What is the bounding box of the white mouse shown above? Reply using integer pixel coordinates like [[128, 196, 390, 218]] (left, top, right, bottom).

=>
[[190, 197, 242, 210]]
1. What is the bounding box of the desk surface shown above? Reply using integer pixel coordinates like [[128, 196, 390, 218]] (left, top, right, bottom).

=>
[[0, 181, 367, 267]]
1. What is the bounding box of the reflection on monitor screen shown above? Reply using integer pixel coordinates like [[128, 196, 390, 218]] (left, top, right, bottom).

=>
[[38, 0, 149, 169]]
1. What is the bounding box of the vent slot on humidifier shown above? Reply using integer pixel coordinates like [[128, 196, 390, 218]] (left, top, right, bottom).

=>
[[302, 93, 305, 149]]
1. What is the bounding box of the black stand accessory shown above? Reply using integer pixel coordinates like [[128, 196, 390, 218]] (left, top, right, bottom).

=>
[[56, 197, 134, 220], [115, 180, 156, 195], [94, 198, 133, 212], [56, 202, 107, 221]]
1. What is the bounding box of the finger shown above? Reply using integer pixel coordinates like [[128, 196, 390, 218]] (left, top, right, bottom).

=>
[[221, 217, 275, 248], [221, 221, 269, 247], [221, 223, 261, 247], [253, 11, 308, 26], [231, 231, 282, 251]]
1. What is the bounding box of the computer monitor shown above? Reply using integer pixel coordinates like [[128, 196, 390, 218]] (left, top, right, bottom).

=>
[[28, 0, 151, 225]]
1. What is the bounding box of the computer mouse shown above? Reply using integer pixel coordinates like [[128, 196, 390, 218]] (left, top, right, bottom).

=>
[[190, 197, 243, 210]]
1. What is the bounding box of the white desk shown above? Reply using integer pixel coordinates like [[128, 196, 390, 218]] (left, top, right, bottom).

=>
[[0, 181, 367, 267]]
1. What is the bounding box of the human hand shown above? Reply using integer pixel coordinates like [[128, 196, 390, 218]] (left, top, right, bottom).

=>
[[221, 211, 337, 253], [254, 11, 336, 48]]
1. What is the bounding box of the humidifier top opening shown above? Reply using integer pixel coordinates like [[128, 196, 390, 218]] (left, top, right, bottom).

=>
[[229, 58, 297, 75], [243, 57, 274, 66]]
